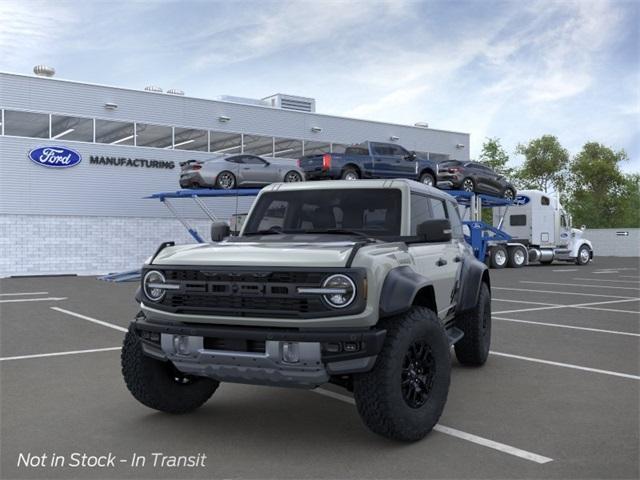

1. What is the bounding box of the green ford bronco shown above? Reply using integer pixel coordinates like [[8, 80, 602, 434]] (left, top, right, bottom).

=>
[[122, 179, 491, 441]]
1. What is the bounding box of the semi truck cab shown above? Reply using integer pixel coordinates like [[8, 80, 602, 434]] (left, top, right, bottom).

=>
[[493, 190, 593, 265]]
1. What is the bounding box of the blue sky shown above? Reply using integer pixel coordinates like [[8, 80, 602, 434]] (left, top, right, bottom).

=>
[[1, 0, 638, 172]]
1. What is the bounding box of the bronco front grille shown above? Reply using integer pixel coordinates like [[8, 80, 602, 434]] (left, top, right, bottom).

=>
[[146, 267, 366, 319]]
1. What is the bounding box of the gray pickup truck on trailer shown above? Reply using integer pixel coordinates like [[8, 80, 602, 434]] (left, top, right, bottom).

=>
[[122, 179, 491, 441]]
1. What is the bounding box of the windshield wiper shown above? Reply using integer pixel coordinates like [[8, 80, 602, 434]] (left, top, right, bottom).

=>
[[299, 229, 379, 242]]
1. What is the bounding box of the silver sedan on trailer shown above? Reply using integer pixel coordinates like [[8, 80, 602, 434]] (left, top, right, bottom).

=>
[[179, 155, 305, 189]]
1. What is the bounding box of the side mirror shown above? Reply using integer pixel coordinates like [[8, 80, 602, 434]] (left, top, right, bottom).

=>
[[211, 222, 230, 242], [405, 151, 417, 161], [416, 219, 452, 242]]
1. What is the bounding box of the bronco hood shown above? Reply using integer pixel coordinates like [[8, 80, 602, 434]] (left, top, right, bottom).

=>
[[151, 241, 356, 268]]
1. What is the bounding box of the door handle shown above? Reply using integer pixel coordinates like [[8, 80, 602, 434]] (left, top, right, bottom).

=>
[[436, 258, 448, 267], [454, 256, 462, 263]]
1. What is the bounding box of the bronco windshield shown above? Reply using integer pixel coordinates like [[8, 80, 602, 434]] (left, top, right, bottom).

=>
[[242, 189, 402, 238]]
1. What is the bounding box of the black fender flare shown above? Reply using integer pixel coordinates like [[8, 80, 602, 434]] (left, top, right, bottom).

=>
[[379, 266, 436, 318], [455, 257, 490, 314]]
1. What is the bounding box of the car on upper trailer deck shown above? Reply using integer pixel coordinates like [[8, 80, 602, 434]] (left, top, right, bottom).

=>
[[437, 160, 516, 200]]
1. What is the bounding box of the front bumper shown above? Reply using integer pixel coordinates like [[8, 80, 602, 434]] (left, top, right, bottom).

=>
[[132, 316, 386, 388]]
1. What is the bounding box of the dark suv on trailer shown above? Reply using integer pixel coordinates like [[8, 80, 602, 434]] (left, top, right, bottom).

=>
[[437, 160, 516, 200]]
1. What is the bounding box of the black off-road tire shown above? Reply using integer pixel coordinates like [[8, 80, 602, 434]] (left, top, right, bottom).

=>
[[121, 326, 219, 414], [503, 187, 516, 201], [454, 283, 491, 366], [353, 307, 451, 442]]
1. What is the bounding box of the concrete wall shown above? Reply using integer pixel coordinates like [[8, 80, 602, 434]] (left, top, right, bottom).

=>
[[587, 228, 640, 257]]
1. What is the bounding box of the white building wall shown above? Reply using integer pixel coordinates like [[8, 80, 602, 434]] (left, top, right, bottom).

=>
[[0, 215, 217, 277], [586, 228, 640, 258]]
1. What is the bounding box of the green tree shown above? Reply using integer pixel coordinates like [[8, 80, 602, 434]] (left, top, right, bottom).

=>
[[566, 142, 638, 228], [515, 135, 569, 192], [479, 137, 513, 176]]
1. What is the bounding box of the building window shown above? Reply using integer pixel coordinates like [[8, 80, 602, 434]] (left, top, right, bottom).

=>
[[243, 134, 274, 156], [95, 119, 135, 145], [303, 140, 330, 156], [135, 123, 173, 148], [209, 131, 242, 154], [274, 137, 303, 159], [4, 110, 49, 138], [51, 114, 93, 142], [174, 127, 208, 151]]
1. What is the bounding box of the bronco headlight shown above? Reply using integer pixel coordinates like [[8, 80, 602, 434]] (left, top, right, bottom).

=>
[[322, 274, 356, 308], [143, 270, 167, 302]]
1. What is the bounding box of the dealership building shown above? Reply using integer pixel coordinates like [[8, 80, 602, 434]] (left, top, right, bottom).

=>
[[0, 69, 470, 277]]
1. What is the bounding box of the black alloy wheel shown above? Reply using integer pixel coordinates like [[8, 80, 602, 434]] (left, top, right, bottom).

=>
[[401, 341, 436, 408]]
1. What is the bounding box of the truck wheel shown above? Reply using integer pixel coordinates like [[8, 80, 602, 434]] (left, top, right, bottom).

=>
[[454, 283, 491, 366], [489, 245, 507, 269], [419, 172, 435, 186], [341, 167, 360, 180], [121, 326, 219, 414], [507, 246, 526, 268], [576, 245, 591, 265], [353, 306, 450, 442], [503, 188, 516, 201]]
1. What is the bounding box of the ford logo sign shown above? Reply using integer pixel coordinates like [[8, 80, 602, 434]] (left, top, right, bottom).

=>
[[513, 195, 530, 206], [28, 146, 82, 168]]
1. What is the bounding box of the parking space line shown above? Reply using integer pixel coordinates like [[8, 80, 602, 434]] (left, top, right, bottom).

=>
[[493, 286, 637, 299], [0, 297, 67, 304], [494, 316, 640, 337], [494, 298, 563, 307], [552, 269, 578, 272], [0, 291, 49, 296], [313, 388, 553, 464], [51, 307, 128, 333], [494, 297, 640, 315], [490, 351, 640, 380], [0, 347, 121, 362], [621, 275, 640, 279], [573, 278, 640, 284], [520, 281, 640, 291]]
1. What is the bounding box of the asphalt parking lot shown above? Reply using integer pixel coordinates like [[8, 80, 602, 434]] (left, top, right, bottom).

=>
[[1, 257, 639, 479]]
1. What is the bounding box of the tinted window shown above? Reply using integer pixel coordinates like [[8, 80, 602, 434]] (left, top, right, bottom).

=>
[[51, 115, 93, 142], [410, 194, 431, 235], [541, 196, 550, 206], [136, 123, 173, 148], [210, 131, 242, 154], [242, 155, 266, 165], [244, 189, 402, 238], [429, 198, 448, 220], [510, 215, 527, 226], [244, 134, 274, 156], [389, 145, 410, 157], [371, 143, 394, 156], [446, 201, 464, 238], [174, 127, 208, 151], [225, 156, 242, 163], [95, 119, 134, 145], [345, 146, 370, 156], [274, 138, 303, 158], [4, 110, 49, 138]]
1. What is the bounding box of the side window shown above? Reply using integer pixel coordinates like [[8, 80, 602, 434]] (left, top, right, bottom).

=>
[[410, 194, 431, 235], [372, 144, 392, 156], [561, 215, 567, 228], [389, 145, 409, 157], [510, 215, 527, 226], [243, 156, 266, 165], [541, 196, 550, 206], [446, 201, 464, 238], [226, 156, 242, 164], [429, 198, 448, 220]]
